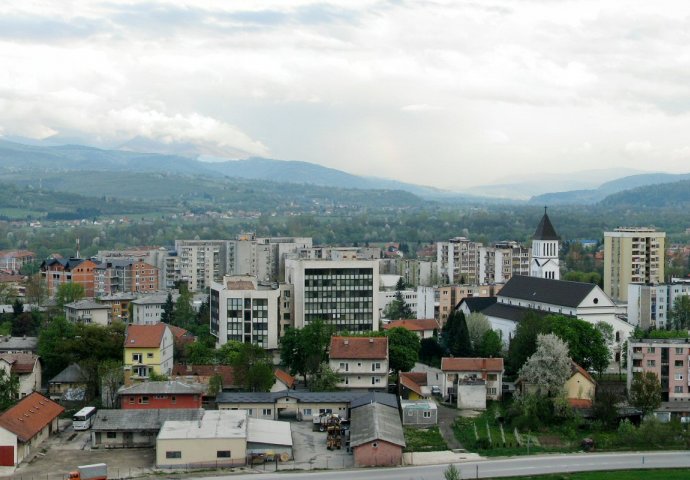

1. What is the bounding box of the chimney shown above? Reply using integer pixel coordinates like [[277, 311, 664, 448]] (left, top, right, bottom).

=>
[[369, 338, 374, 343]]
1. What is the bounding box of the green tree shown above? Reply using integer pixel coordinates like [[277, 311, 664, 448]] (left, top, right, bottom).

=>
[[161, 292, 174, 324], [547, 315, 609, 374], [280, 320, 333, 387], [99, 359, 124, 408], [507, 312, 546, 375], [518, 333, 571, 398], [419, 337, 444, 367], [37, 316, 77, 380], [0, 369, 19, 409], [208, 374, 223, 396], [453, 311, 472, 357], [12, 298, 24, 317], [24, 274, 47, 308], [478, 329, 503, 358], [231, 342, 275, 392], [0, 283, 16, 304], [185, 341, 215, 364], [173, 289, 195, 328], [310, 363, 341, 392], [629, 372, 662, 415], [670, 296, 690, 330], [55, 282, 85, 309], [466, 312, 491, 352], [385, 326, 421, 374]]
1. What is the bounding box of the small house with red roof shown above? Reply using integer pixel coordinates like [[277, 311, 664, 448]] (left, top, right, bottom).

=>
[[565, 361, 596, 408], [399, 372, 430, 400], [0, 392, 64, 466], [329, 336, 388, 390], [123, 323, 173, 385], [0, 353, 41, 399], [441, 357, 504, 408], [383, 319, 439, 339], [272, 369, 296, 392]]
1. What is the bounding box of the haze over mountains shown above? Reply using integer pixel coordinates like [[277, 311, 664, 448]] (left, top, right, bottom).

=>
[[1, 138, 689, 207]]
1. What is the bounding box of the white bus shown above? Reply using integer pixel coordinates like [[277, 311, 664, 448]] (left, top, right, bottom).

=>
[[72, 406, 97, 430]]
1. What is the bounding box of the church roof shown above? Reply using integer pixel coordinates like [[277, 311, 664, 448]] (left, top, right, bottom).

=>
[[533, 209, 559, 241]]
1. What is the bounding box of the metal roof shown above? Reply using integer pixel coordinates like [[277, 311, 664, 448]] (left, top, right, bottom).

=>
[[117, 381, 205, 396], [91, 409, 204, 432], [215, 390, 365, 404], [0, 336, 38, 352], [350, 392, 398, 410], [157, 410, 247, 440], [349, 402, 405, 448], [247, 418, 292, 446], [497, 275, 596, 308]]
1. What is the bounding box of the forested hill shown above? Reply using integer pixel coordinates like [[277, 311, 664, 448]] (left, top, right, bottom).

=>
[[599, 179, 690, 207]]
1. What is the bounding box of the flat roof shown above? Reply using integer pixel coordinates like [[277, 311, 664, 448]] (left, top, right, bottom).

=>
[[157, 410, 247, 441], [247, 418, 292, 446]]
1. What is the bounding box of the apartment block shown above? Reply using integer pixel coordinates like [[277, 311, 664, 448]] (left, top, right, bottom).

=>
[[40, 258, 98, 297], [628, 279, 690, 330], [437, 237, 482, 285], [94, 259, 159, 296], [210, 275, 281, 350], [604, 228, 665, 302], [285, 257, 379, 332], [229, 233, 312, 282], [174, 240, 231, 292], [627, 339, 690, 402]]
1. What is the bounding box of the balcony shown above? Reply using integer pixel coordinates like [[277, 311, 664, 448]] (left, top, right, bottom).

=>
[[632, 367, 644, 373], [632, 353, 644, 360]]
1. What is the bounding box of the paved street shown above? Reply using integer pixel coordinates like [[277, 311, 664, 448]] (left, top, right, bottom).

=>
[[195, 451, 690, 480]]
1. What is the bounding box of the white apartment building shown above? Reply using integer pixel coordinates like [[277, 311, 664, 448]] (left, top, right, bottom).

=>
[[329, 336, 389, 390], [175, 240, 231, 292], [438, 238, 531, 285], [210, 275, 281, 350], [628, 279, 690, 330], [604, 227, 666, 302], [131, 293, 180, 325], [479, 241, 531, 284], [437, 237, 481, 285], [229, 233, 313, 282], [285, 257, 380, 332]]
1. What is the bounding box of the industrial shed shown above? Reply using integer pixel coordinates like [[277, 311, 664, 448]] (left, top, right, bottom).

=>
[[246, 417, 293, 461], [350, 402, 405, 467], [401, 399, 437, 426], [91, 409, 204, 448]]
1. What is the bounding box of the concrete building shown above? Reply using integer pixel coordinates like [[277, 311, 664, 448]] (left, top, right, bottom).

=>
[[604, 227, 666, 302], [64, 300, 111, 326], [156, 410, 248, 468], [210, 275, 281, 350], [479, 241, 531, 284], [0, 250, 35, 273], [438, 284, 495, 327], [285, 258, 380, 332], [329, 336, 388, 390], [627, 338, 690, 402], [627, 279, 690, 330], [530, 208, 560, 280], [47, 364, 87, 402], [97, 293, 137, 324], [94, 259, 159, 296], [40, 258, 98, 297], [96, 247, 171, 289], [118, 381, 205, 410], [229, 233, 312, 282], [0, 337, 37, 355], [0, 393, 63, 467], [350, 402, 405, 467], [91, 409, 204, 449], [437, 237, 482, 285], [174, 240, 231, 292]]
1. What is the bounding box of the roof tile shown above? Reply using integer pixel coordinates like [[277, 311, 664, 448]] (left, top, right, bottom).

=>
[[0, 392, 64, 442], [329, 336, 388, 360]]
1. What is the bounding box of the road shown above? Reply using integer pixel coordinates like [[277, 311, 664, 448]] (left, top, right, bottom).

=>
[[195, 451, 690, 480]]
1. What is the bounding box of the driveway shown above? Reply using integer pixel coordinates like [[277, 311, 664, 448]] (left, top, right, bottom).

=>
[[435, 400, 481, 451]]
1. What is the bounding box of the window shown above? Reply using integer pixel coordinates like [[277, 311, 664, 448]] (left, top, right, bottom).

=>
[[128, 396, 134, 404], [262, 409, 272, 416], [648, 347, 656, 353], [488, 388, 497, 396], [372, 362, 381, 371], [339, 362, 349, 372], [423, 411, 431, 418], [676, 374, 684, 381], [139, 396, 149, 404], [303, 408, 312, 416], [675, 386, 684, 394], [372, 377, 381, 385], [147, 353, 154, 359], [675, 360, 684, 368], [171, 396, 176, 404], [132, 353, 142, 363], [217, 451, 231, 458], [106, 432, 117, 439], [166, 451, 181, 459], [408, 410, 413, 416], [647, 360, 656, 367], [676, 348, 685, 355]]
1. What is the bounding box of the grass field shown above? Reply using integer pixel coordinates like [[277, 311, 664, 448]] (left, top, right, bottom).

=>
[[509, 469, 690, 480], [403, 426, 448, 452]]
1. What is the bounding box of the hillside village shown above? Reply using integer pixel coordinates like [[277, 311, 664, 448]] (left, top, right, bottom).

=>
[[1, 210, 690, 475]]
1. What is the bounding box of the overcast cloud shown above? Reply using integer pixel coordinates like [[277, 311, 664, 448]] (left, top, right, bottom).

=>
[[1, 0, 690, 188]]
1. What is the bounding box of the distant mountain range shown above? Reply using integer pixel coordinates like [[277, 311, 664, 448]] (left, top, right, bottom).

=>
[[1, 138, 690, 207]]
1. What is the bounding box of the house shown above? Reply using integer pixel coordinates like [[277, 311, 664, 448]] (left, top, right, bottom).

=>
[[382, 319, 439, 339], [350, 402, 405, 467], [0, 353, 41, 398], [91, 409, 204, 448], [441, 357, 504, 407], [399, 372, 431, 400], [566, 361, 597, 408], [96, 293, 136, 324], [168, 325, 196, 351], [64, 299, 111, 326], [0, 393, 64, 466], [272, 369, 296, 392], [47, 363, 88, 402], [401, 399, 438, 426], [329, 336, 389, 390], [0, 336, 38, 355], [123, 323, 174, 384], [156, 410, 248, 468], [118, 381, 205, 409]]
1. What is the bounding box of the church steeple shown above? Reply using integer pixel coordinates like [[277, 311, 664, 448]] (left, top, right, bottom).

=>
[[531, 207, 560, 280]]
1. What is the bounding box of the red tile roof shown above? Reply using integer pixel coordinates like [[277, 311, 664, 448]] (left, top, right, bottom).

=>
[[274, 369, 295, 388], [168, 325, 195, 343], [171, 364, 235, 387], [570, 361, 596, 385], [400, 372, 428, 397], [227, 280, 256, 290], [0, 392, 64, 442], [0, 353, 39, 374], [441, 357, 504, 372], [329, 336, 388, 360], [383, 319, 439, 332], [124, 323, 167, 349], [568, 398, 593, 409]]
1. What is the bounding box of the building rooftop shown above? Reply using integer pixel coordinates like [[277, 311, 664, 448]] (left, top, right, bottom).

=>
[[329, 336, 388, 360], [124, 323, 168, 348], [441, 357, 504, 372], [457, 297, 497, 312], [216, 390, 377, 405], [91, 408, 204, 432], [49, 363, 87, 384], [0, 336, 38, 352], [247, 417, 292, 446], [400, 399, 437, 411], [498, 275, 597, 308], [0, 392, 64, 442], [157, 410, 247, 440], [64, 299, 110, 310], [274, 369, 295, 388], [171, 364, 235, 387], [383, 319, 439, 332], [350, 392, 399, 410], [350, 402, 405, 448], [117, 381, 206, 396], [481, 302, 557, 323], [533, 209, 559, 241], [0, 353, 39, 374]]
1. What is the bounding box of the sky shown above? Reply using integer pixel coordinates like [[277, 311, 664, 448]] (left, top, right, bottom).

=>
[[2, 0, 690, 189]]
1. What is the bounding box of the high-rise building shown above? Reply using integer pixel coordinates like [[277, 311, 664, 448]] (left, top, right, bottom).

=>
[[174, 240, 231, 292], [479, 241, 531, 284], [530, 208, 560, 280], [604, 228, 665, 302], [285, 257, 380, 332], [436, 237, 481, 284]]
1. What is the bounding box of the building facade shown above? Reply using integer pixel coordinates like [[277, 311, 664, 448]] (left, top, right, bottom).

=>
[[174, 240, 231, 292], [123, 323, 174, 384], [604, 227, 666, 302], [329, 336, 389, 390], [627, 338, 690, 402]]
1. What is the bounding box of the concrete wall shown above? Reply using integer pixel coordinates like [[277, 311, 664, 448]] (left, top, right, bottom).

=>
[[0, 427, 17, 466], [401, 407, 437, 426], [353, 440, 402, 467], [457, 383, 487, 410], [156, 437, 246, 468]]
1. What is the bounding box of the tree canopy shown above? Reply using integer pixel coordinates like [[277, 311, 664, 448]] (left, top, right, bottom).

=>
[[280, 319, 333, 387], [385, 326, 421, 374], [518, 333, 571, 398], [629, 372, 662, 415]]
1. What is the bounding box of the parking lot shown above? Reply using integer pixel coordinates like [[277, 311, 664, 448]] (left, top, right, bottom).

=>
[[286, 420, 354, 471]]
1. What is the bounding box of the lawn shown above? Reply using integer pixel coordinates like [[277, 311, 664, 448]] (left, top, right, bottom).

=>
[[508, 469, 690, 480], [403, 426, 448, 452]]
